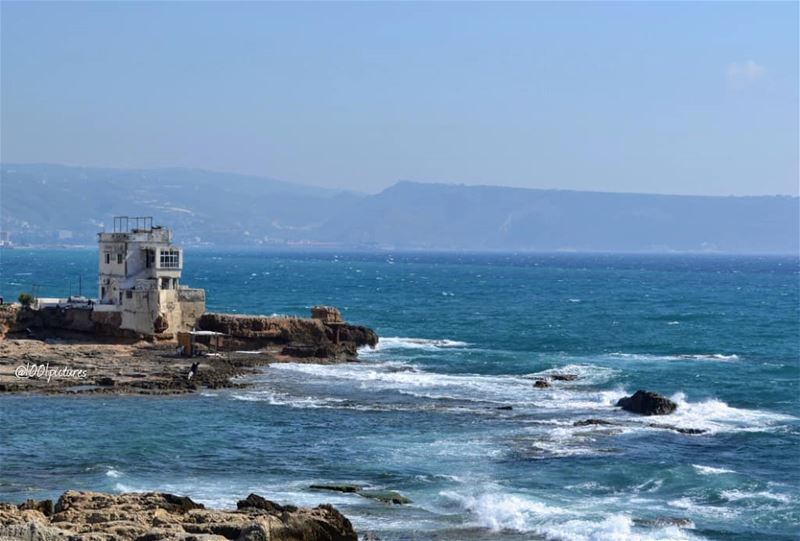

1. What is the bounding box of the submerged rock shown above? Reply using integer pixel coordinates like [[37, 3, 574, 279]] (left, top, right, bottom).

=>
[[358, 491, 411, 505], [0, 490, 357, 541], [634, 517, 694, 528], [533, 379, 551, 388], [309, 485, 361, 493], [309, 485, 411, 505], [648, 423, 707, 435], [550, 374, 578, 381], [616, 390, 677, 415], [496, 405, 513, 410], [573, 418, 615, 427]]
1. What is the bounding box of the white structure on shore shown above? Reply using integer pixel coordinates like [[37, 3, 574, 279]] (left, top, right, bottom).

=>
[[96, 216, 205, 336]]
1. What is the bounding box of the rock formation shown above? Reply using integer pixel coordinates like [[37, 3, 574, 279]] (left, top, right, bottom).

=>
[[198, 312, 378, 360], [616, 390, 677, 415], [0, 490, 357, 541]]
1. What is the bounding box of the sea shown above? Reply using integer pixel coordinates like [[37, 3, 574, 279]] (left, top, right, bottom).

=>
[[1, 249, 798, 541]]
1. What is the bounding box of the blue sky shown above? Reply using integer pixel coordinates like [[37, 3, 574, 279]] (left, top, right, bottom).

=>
[[1, 1, 797, 195]]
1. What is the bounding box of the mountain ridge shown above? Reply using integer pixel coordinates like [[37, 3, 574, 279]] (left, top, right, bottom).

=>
[[1, 164, 797, 254]]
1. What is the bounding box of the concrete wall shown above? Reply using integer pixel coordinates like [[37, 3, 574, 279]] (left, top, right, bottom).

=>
[[115, 287, 205, 337]]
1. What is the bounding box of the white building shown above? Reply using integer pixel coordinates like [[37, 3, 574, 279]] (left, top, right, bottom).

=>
[[96, 216, 205, 336]]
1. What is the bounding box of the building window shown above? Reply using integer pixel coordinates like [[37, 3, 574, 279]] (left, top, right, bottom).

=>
[[117, 253, 123, 264], [105, 253, 110, 264], [160, 249, 180, 269], [126, 290, 133, 299]]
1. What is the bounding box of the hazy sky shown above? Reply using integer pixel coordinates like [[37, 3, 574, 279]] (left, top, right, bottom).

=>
[[1, 1, 797, 195]]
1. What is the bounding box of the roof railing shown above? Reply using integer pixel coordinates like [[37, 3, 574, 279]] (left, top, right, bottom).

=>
[[112, 216, 154, 233]]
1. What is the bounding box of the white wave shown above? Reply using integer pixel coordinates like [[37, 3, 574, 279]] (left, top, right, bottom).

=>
[[367, 337, 470, 353], [441, 491, 570, 531], [665, 392, 795, 434], [105, 468, 122, 479], [523, 364, 619, 386], [609, 353, 739, 362], [266, 361, 624, 413], [720, 489, 792, 504], [442, 491, 702, 540], [692, 465, 735, 475], [667, 497, 741, 521], [231, 390, 348, 409]]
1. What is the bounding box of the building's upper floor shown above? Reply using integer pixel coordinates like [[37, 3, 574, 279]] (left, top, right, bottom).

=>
[[98, 217, 183, 282]]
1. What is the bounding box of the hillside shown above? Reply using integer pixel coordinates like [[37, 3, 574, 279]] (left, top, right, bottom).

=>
[[1, 164, 797, 253]]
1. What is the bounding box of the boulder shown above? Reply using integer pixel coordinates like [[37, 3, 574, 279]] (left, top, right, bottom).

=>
[[616, 390, 677, 415], [533, 379, 551, 388], [550, 374, 578, 381], [236, 493, 296, 514], [17, 499, 54, 517]]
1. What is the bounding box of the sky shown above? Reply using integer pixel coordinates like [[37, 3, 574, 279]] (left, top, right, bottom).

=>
[[1, 1, 798, 196]]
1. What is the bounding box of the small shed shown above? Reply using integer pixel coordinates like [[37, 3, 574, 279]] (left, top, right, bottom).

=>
[[177, 330, 225, 357]]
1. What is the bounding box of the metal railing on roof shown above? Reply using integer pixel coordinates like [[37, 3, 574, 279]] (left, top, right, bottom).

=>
[[113, 216, 154, 233]]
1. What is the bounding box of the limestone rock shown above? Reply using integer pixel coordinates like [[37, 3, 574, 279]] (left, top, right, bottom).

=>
[[0, 491, 357, 541]]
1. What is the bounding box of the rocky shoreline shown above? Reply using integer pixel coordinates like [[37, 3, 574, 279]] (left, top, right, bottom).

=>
[[0, 306, 378, 395], [0, 490, 357, 541]]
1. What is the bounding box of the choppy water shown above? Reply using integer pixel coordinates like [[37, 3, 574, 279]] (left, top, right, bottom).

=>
[[1, 250, 799, 540]]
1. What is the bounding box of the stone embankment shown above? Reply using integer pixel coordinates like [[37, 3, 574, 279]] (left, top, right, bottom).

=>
[[0, 490, 357, 541]]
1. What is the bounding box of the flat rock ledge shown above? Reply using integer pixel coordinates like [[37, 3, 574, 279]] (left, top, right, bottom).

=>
[[0, 491, 357, 541]]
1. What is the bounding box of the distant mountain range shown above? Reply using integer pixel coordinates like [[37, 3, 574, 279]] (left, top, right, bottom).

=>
[[1, 163, 797, 254]]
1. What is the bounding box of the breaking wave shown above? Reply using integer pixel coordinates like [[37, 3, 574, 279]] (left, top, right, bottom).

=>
[[692, 465, 735, 475], [363, 337, 470, 354], [441, 491, 702, 540], [609, 353, 740, 362]]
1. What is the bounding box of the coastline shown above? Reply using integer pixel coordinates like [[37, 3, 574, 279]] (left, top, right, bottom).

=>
[[0, 306, 379, 396], [0, 490, 358, 541], [0, 338, 371, 396]]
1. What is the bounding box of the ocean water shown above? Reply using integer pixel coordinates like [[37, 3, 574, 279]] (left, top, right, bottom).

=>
[[1, 249, 799, 541]]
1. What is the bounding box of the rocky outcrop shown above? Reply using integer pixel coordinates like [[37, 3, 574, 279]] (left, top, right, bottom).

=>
[[0, 491, 357, 541], [198, 311, 378, 360], [616, 390, 677, 415]]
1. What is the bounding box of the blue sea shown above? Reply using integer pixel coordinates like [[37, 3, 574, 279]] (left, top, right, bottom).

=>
[[1, 249, 799, 541]]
